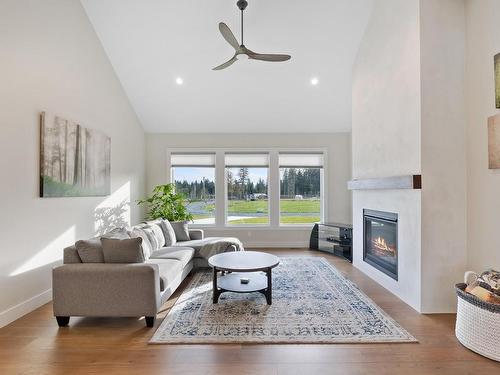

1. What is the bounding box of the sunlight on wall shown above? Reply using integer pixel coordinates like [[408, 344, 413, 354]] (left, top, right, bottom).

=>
[[10, 226, 76, 276], [94, 181, 131, 235]]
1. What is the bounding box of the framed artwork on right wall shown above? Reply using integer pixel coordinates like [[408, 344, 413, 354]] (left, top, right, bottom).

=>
[[488, 113, 500, 169], [495, 53, 500, 109]]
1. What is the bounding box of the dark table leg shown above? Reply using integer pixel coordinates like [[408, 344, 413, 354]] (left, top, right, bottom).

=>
[[213, 267, 221, 303], [265, 268, 272, 305]]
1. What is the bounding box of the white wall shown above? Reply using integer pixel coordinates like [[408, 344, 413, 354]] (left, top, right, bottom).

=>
[[145, 133, 352, 247], [465, 0, 500, 272], [0, 0, 145, 327], [352, 0, 467, 313], [352, 0, 422, 311], [351, 1, 421, 178], [420, 0, 467, 313]]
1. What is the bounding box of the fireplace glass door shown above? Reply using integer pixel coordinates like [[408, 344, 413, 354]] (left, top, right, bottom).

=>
[[363, 209, 398, 280]]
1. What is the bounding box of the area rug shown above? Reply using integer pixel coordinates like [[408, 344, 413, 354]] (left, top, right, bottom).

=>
[[150, 257, 417, 344]]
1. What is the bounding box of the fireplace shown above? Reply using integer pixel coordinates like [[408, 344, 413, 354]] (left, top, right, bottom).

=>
[[363, 209, 398, 280]]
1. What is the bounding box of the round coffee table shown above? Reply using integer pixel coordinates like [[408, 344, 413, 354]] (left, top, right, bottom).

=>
[[208, 251, 280, 305]]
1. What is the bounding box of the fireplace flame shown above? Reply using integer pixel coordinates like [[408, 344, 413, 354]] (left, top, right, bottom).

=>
[[373, 236, 395, 254]]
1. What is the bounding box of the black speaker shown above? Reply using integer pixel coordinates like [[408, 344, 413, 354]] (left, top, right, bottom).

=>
[[309, 223, 319, 249]]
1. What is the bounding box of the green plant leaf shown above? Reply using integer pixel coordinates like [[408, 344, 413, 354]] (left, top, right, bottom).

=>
[[137, 183, 194, 222]]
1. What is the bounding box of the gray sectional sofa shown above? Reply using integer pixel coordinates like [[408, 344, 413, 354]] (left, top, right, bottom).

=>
[[52, 219, 238, 327]]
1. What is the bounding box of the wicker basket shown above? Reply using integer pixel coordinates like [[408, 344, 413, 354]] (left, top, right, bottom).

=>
[[455, 283, 500, 362]]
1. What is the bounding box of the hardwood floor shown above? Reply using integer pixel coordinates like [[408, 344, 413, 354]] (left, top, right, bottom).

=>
[[1, 249, 498, 375]]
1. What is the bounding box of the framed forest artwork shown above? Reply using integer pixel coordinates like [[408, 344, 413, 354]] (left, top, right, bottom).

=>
[[496, 53, 500, 109], [39, 112, 111, 197], [488, 113, 500, 169]]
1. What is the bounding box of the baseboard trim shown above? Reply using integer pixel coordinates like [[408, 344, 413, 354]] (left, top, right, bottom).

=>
[[0, 289, 52, 328], [245, 241, 310, 248]]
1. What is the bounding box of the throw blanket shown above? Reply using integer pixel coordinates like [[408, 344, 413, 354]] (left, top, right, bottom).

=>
[[197, 237, 245, 260]]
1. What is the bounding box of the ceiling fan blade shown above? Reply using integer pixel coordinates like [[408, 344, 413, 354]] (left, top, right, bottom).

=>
[[248, 52, 291, 62], [213, 55, 238, 71], [218, 22, 240, 50]]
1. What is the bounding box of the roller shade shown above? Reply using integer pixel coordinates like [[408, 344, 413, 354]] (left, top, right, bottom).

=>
[[279, 153, 324, 168], [225, 153, 269, 167], [171, 153, 215, 167]]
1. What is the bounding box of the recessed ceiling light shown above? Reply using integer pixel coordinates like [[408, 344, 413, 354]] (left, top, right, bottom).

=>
[[310, 77, 319, 86], [175, 77, 184, 85]]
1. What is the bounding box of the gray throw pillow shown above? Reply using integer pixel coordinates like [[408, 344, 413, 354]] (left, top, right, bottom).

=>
[[171, 221, 190, 242], [101, 237, 145, 263], [159, 219, 177, 246], [75, 238, 104, 263]]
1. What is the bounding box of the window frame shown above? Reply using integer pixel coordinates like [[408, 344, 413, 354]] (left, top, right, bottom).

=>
[[278, 166, 324, 227], [167, 149, 217, 228], [277, 152, 325, 227], [224, 162, 271, 227], [166, 148, 327, 229], [170, 165, 217, 226]]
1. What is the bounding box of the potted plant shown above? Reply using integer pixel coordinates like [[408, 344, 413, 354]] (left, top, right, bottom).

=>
[[138, 183, 193, 222]]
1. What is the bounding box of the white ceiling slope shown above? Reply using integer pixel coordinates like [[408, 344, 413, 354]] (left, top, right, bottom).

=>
[[82, 0, 373, 133]]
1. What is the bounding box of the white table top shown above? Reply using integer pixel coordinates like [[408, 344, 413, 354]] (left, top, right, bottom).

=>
[[208, 251, 280, 272]]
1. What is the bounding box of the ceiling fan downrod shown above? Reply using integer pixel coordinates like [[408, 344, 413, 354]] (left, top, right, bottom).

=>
[[237, 0, 248, 46]]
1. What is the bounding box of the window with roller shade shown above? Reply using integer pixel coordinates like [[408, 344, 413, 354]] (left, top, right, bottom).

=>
[[170, 153, 216, 224], [225, 153, 269, 225], [279, 153, 323, 225]]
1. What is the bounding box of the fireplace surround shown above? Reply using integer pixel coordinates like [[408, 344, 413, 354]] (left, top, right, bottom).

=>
[[363, 209, 398, 280]]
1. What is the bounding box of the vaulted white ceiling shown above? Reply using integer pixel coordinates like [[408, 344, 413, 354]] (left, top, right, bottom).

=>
[[82, 0, 373, 133]]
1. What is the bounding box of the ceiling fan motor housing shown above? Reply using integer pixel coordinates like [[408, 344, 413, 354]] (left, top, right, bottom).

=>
[[237, 0, 248, 11]]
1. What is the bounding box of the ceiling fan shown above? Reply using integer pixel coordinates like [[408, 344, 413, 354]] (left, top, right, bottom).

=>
[[213, 0, 291, 71]]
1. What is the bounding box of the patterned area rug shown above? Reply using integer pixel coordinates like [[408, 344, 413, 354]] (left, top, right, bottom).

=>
[[150, 257, 417, 344]]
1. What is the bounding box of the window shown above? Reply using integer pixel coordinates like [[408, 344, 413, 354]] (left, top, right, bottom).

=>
[[168, 149, 325, 227], [225, 153, 269, 225], [171, 153, 216, 224], [279, 153, 323, 225]]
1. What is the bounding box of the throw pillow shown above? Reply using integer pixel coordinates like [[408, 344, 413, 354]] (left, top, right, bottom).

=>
[[159, 219, 177, 246], [75, 238, 104, 263], [171, 221, 190, 242], [141, 225, 160, 252], [101, 237, 145, 263], [101, 227, 130, 240], [128, 226, 154, 259], [145, 221, 166, 248]]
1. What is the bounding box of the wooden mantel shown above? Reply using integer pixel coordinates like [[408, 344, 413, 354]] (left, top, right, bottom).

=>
[[347, 175, 421, 190]]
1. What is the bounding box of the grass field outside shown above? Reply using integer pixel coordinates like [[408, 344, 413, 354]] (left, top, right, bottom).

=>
[[225, 199, 320, 214], [227, 200, 268, 213], [187, 199, 320, 225]]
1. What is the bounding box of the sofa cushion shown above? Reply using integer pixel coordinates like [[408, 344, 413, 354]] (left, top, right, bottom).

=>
[[171, 221, 190, 242], [145, 220, 166, 248], [149, 246, 195, 268], [75, 238, 104, 263], [159, 219, 177, 246], [172, 239, 205, 252], [101, 237, 145, 263], [128, 226, 154, 259], [146, 258, 183, 292]]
